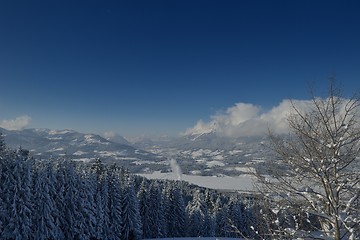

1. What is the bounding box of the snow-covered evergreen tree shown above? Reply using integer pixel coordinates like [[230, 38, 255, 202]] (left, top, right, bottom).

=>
[[186, 190, 209, 237], [148, 181, 166, 238], [107, 166, 123, 240], [227, 196, 246, 238], [1, 152, 33, 239], [213, 196, 231, 237], [31, 163, 58, 239], [60, 160, 87, 239], [0, 179, 3, 234], [45, 161, 64, 238], [93, 166, 110, 239], [121, 178, 142, 240], [53, 161, 67, 239], [0, 132, 5, 153], [165, 183, 186, 237], [137, 178, 151, 238], [77, 167, 97, 239]]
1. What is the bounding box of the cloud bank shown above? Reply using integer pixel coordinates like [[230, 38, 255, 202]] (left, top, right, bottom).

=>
[[0, 115, 31, 130], [184, 100, 313, 137]]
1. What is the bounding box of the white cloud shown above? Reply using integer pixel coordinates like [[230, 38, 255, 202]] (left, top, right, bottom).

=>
[[0, 115, 31, 130], [184, 100, 314, 137], [103, 131, 116, 139]]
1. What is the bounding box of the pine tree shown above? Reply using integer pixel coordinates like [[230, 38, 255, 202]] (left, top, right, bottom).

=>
[[160, 186, 169, 237], [1, 152, 33, 239], [53, 161, 67, 240], [148, 181, 166, 238], [165, 183, 186, 237], [121, 180, 142, 240], [32, 163, 57, 239], [186, 190, 209, 237], [0, 152, 7, 235], [227, 196, 246, 238], [213, 196, 231, 237], [137, 178, 151, 238], [60, 160, 86, 239], [0, 132, 5, 153], [77, 168, 97, 239], [94, 169, 110, 239], [241, 202, 259, 239], [45, 162, 63, 239], [107, 167, 123, 240]]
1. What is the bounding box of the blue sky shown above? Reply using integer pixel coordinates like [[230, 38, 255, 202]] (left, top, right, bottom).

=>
[[1, 1, 360, 137]]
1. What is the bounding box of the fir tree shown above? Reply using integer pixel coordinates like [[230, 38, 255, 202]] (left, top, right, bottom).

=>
[[148, 181, 165, 238], [227, 196, 246, 238], [32, 164, 55, 239], [186, 190, 209, 237], [0, 132, 5, 153], [77, 169, 97, 239], [107, 167, 123, 240], [53, 161, 67, 240], [213, 196, 231, 237], [137, 178, 151, 238], [94, 170, 110, 239], [121, 180, 142, 240], [165, 183, 186, 237], [61, 160, 86, 239], [1, 153, 33, 239]]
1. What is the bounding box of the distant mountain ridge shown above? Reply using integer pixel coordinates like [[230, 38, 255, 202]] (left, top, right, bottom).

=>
[[0, 127, 163, 171], [0, 127, 274, 176]]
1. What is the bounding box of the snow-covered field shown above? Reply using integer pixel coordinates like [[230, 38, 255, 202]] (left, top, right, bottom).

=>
[[139, 171, 256, 192]]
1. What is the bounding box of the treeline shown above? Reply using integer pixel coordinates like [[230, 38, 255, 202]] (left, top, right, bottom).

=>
[[1, 135, 309, 239]]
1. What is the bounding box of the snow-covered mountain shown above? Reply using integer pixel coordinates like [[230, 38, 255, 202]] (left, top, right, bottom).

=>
[[0, 128, 165, 172], [0, 127, 275, 176], [182, 121, 218, 141], [133, 131, 274, 176]]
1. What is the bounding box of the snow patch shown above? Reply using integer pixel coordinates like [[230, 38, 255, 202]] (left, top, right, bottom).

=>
[[46, 137, 63, 140], [73, 151, 87, 156], [234, 167, 255, 173], [73, 158, 93, 163], [47, 147, 64, 152], [49, 130, 73, 135], [140, 172, 255, 191], [84, 134, 109, 145], [229, 149, 243, 155]]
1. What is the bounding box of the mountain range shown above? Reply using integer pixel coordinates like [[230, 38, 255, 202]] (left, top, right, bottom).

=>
[[0, 127, 274, 176]]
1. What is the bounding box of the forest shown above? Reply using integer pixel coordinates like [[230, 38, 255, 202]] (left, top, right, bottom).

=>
[[0, 135, 317, 240]]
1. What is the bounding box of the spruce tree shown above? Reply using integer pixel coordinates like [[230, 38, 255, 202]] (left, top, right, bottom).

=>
[[0, 132, 5, 153], [165, 183, 186, 237], [137, 178, 151, 238], [94, 170, 110, 239], [148, 181, 165, 238], [1, 153, 33, 239], [32, 163, 57, 239], [227, 196, 246, 237], [121, 180, 142, 240], [186, 190, 208, 237], [107, 167, 123, 240], [77, 169, 97, 239]]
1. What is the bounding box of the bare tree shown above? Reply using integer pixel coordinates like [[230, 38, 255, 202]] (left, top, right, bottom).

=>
[[257, 81, 360, 239]]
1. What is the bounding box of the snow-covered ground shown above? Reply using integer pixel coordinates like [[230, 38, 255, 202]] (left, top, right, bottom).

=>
[[144, 238, 243, 240], [139, 171, 256, 192]]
